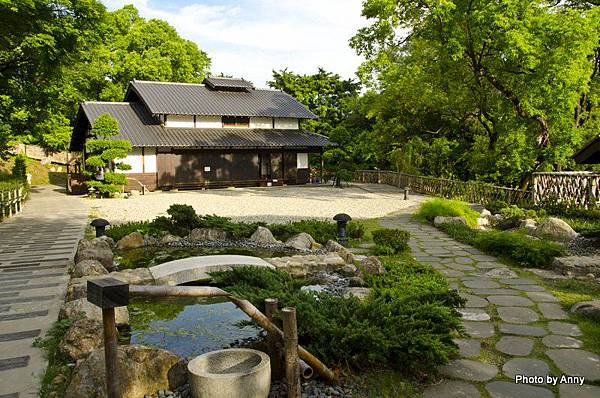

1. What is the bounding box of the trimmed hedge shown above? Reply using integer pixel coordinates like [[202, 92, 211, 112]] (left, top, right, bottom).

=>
[[372, 228, 410, 254]]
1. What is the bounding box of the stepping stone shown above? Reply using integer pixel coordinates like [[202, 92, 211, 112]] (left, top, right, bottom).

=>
[[487, 295, 534, 307], [422, 380, 481, 398], [472, 255, 497, 262], [495, 336, 534, 356], [446, 263, 476, 272], [499, 279, 537, 285], [459, 308, 490, 321], [537, 303, 568, 320], [497, 307, 539, 324], [546, 349, 600, 382], [454, 339, 481, 358], [440, 359, 498, 382], [464, 280, 501, 289], [512, 284, 546, 292], [475, 262, 503, 269], [484, 268, 518, 279], [459, 293, 489, 308], [485, 381, 553, 398], [542, 335, 583, 349], [462, 321, 495, 338], [547, 321, 582, 336], [455, 257, 475, 265], [472, 288, 520, 296], [559, 384, 600, 398], [441, 269, 465, 278], [503, 358, 550, 380], [499, 323, 547, 337], [526, 292, 559, 302]]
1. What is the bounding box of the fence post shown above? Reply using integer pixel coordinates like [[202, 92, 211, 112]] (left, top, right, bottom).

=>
[[283, 307, 301, 398], [265, 298, 282, 380]]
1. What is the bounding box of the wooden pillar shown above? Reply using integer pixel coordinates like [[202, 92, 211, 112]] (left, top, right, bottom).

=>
[[283, 307, 301, 398], [102, 308, 120, 398], [320, 151, 324, 182], [265, 298, 282, 380]]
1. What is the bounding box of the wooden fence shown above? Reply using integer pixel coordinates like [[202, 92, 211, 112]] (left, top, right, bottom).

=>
[[532, 172, 599, 207], [354, 170, 533, 206], [0, 186, 26, 220]]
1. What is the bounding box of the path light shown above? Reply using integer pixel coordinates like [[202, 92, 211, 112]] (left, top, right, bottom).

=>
[[333, 213, 352, 247], [404, 187, 410, 200], [91, 218, 110, 238]]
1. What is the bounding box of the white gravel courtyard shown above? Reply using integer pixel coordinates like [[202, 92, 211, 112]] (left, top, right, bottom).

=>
[[89, 183, 427, 224]]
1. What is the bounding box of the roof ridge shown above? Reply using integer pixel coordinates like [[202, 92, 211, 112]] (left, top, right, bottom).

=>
[[83, 101, 133, 105], [132, 80, 206, 87]]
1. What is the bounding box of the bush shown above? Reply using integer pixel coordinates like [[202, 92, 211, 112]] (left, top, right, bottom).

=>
[[348, 221, 366, 239], [415, 198, 480, 227], [497, 205, 540, 229], [438, 222, 566, 268], [210, 260, 462, 374], [372, 228, 410, 254], [485, 199, 508, 215], [105, 221, 160, 241], [12, 154, 27, 181]]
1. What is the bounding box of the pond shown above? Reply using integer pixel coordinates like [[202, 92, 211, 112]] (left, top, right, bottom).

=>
[[117, 246, 291, 270], [126, 296, 262, 359]]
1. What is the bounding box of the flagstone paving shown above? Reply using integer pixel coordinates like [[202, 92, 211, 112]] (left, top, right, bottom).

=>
[[379, 208, 600, 397], [0, 186, 88, 397]]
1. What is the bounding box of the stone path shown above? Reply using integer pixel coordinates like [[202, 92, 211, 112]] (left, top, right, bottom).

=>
[[0, 185, 88, 397], [379, 209, 600, 398]]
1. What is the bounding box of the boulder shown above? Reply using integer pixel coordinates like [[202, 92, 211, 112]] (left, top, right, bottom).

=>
[[311, 242, 322, 250], [59, 318, 104, 361], [160, 234, 181, 244], [324, 240, 355, 264], [267, 253, 346, 278], [480, 209, 492, 218], [75, 238, 115, 271], [71, 260, 108, 278], [116, 231, 145, 250], [552, 256, 600, 277], [96, 235, 115, 248], [249, 226, 280, 245], [343, 287, 371, 301], [433, 216, 467, 227], [357, 256, 385, 278], [534, 217, 578, 241], [339, 264, 357, 277], [349, 276, 366, 287], [476, 217, 490, 229], [571, 300, 600, 320], [64, 345, 187, 398], [520, 218, 538, 235], [189, 228, 229, 241], [59, 298, 129, 326], [285, 233, 316, 250], [65, 279, 88, 302], [144, 234, 159, 246], [109, 268, 154, 285]]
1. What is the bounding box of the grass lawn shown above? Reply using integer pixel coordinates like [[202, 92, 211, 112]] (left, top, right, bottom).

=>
[[0, 156, 67, 186]]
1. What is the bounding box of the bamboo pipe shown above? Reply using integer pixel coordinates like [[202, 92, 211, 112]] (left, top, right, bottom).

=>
[[283, 307, 301, 398], [128, 285, 336, 382]]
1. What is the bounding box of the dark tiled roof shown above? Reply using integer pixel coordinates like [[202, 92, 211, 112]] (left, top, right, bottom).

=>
[[204, 77, 254, 91], [71, 101, 328, 150], [126, 80, 317, 119], [574, 135, 600, 164]]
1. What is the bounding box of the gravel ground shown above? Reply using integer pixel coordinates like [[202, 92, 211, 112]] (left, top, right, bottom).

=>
[[89, 184, 426, 224]]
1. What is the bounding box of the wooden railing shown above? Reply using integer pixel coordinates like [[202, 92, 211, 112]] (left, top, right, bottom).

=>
[[0, 185, 27, 220], [354, 170, 533, 206], [532, 172, 599, 207]]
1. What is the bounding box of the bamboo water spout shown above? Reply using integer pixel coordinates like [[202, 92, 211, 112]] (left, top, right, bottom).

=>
[[128, 285, 336, 382]]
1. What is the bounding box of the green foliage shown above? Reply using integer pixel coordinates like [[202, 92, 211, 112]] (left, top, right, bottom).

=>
[[33, 319, 74, 398], [105, 221, 159, 241], [498, 205, 540, 228], [415, 198, 480, 227], [486, 200, 508, 215], [438, 223, 566, 268], [0, 179, 23, 190], [92, 113, 119, 139], [372, 229, 410, 254], [211, 260, 462, 373], [11, 154, 27, 181]]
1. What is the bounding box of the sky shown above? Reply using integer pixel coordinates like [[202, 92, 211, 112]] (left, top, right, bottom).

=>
[[102, 0, 366, 87]]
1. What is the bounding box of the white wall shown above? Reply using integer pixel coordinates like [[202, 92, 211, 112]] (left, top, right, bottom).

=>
[[274, 118, 299, 130], [297, 153, 308, 169], [196, 116, 221, 128], [119, 147, 156, 174], [250, 117, 273, 129], [165, 115, 194, 128], [144, 148, 157, 173]]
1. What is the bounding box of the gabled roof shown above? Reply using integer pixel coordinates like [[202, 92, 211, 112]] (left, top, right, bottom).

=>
[[70, 101, 328, 151], [125, 80, 317, 119], [574, 135, 600, 164]]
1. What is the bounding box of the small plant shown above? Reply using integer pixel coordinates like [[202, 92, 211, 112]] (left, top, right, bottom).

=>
[[485, 199, 508, 214], [33, 319, 74, 398], [12, 153, 27, 181], [415, 198, 480, 227], [372, 228, 410, 254], [497, 205, 539, 228], [167, 204, 198, 228]]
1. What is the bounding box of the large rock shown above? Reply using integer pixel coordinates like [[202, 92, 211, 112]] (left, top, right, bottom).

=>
[[96, 235, 115, 248], [268, 253, 346, 278], [249, 226, 280, 245], [59, 318, 103, 361], [160, 234, 181, 244], [65, 279, 88, 302], [571, 300, 600, 320], [552, 256, 600, 277], [325, 240, 355, 264], [534, 217, 578, 241], [343, 287, 371, 301], [520, 219, 538, 235], [59, 298, 129, 326], [72, 260, 108, 278], [64, 345, 187, 398], [75, 238, 115, 271], [109, 268, 154, 285], [357, 256, 384, 278], [285, 232, 316, 250], [434, 216, 467, 227], [189, 228, 229, 241], [116, 231, 145, 250]]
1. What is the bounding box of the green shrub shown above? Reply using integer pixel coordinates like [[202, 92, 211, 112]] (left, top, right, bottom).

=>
[[372, 228, 410, 254], [269, 220, 336, 244], [105, 221, 160, 241], [210, 260, 462, 374], [415, 198, 480, 227], [485, 199, 508, 214], [167, 204, 198, 229], [437, 223, 479, 243], [348, 221, 366, 239], [0, 178, 23, 190], [497, 205, 539, 229], [12, 154, 27, 181]]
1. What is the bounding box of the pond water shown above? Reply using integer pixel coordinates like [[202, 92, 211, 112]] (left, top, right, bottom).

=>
[[117, 246, 291, 270], [127, 296, 262, 359]]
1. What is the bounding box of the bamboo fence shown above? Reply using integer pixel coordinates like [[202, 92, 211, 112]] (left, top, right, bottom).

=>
[[0, 185, 26, 220]]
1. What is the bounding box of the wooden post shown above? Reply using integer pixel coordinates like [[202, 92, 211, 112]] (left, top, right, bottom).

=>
[[283, 307, 301, 398], [102, 307, 119, 398], [265, 298, 282, 380]]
